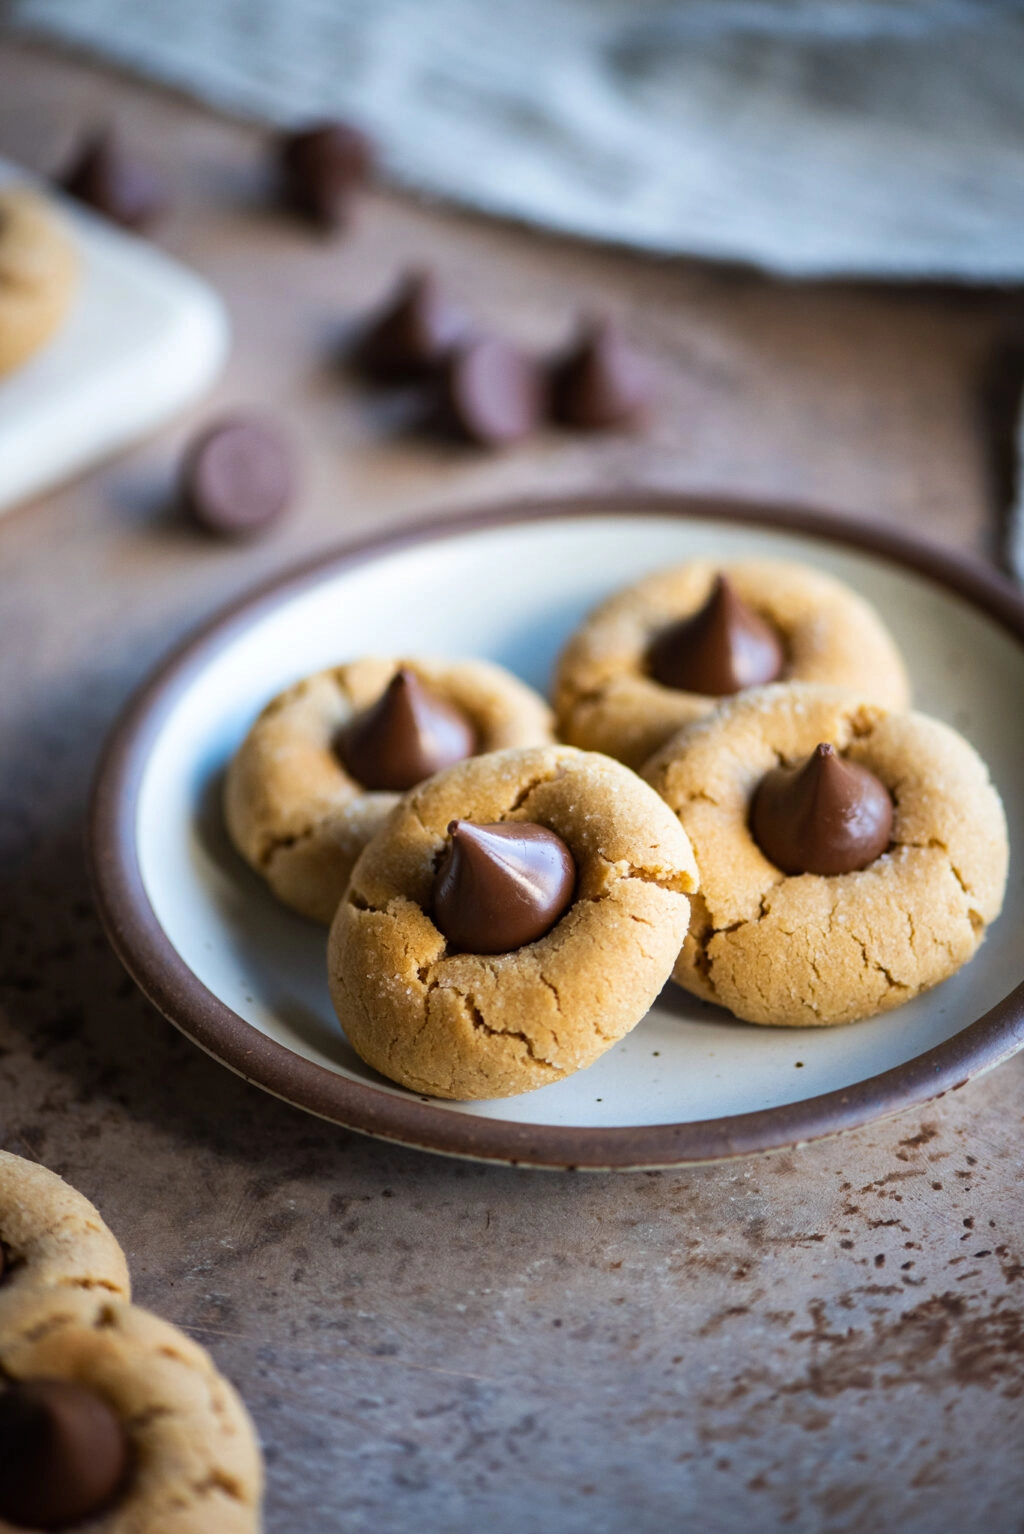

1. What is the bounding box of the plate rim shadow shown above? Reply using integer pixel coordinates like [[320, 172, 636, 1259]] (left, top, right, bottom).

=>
[[88, 490, 1024, 1169]]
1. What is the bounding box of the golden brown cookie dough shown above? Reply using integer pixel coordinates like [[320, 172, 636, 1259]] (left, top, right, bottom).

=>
[[643, 684, 1008, 1027], [0, 1152, 130, 1336], [0, 1291, 263, 1534], [0, 187, 79, 378], [328, 744, 698, 1099], [225, 656, 555, 924], [555, 559, 911, 770]]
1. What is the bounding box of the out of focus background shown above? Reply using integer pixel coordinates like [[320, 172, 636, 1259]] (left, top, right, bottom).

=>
[[7, 0, 1024, 278]]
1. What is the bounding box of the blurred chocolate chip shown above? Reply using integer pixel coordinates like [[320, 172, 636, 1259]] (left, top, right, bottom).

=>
[[278, 120, 374, 230], [0, 1241, 6, 1284], [751, 742, 893, 877], [58, 128, 165, 230], [337, 668, 477, 792], [550, 316, 654, 430], [0, 1379, 130, 1530], [648, 574, 784, 696], [437, 337, 544, 447], [181, 416, 294, 538], [432, 820, 576, 954], [354, 270, 470, 381]]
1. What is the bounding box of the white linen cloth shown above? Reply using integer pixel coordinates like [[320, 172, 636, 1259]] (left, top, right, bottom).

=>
[[6, 0, 1024, 281]]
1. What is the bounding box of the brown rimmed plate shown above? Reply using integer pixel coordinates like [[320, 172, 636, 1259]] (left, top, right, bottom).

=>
[[89, 495, 1024, 1169]]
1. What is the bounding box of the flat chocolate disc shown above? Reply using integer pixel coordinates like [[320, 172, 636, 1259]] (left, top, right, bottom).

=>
[[0, 1379, 130, 1531], [337, 669, 477, 792], [279, 120, 374, 229], [432, 820, 576, 954], [439, 338, 544, 447], [181, 417, 294, 538], [550, 316, 654, 430], [751, 742, 893, 876], [648, 574, 784, 696], [355, 270, 469, 381], [58, 129, 165, 230]]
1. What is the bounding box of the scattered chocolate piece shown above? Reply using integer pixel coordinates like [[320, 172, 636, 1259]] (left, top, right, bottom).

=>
[[181, 416, 294, 538], [550, 316, 654, 430], [0, 1379, 130, 1531], [648, 574, 785, 696], [432, 820, 576, 954], [355, 270, 470, 381], [337, 669, 477, 792], [751, 742, 893, 877], [58, 128, 164, 230], [438, 337, 544, 447], [279, 120, 374, 230], [0, 1241, 6, 1283]]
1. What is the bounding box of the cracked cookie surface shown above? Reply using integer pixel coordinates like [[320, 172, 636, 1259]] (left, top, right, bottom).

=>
[[643, 684, 1008, 1027], [225, 656, 554, 924], [0, 187, 79, 377], [327, 745, 699, 1098], [0, 1291, 263, 1533], [555, 559, 910, 770], [0, 1152, 130, 1338]]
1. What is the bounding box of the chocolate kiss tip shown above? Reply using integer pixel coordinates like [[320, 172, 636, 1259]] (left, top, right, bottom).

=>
[[357, 270, 467, 379], [0, 1380, 130, 1530], [552, 317, 653, 430], [751, 740, 893, 878], [432, 820, 576, 955], [337, 668, 476, 792], [648, 574, 785, 697]]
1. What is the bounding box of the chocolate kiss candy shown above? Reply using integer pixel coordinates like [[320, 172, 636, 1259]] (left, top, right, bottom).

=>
[[182, 416, 294, 538], [432, 820, 576, 954], [751, 742, 893, 877], [279, 120, 374, 229], [439, 337, 544, 447], [0, 1379, 130, 1530], [648, 574, 784, 696], [59, 129, 164, 230], [550, 316, 654, 430], [338, 669, 477, 792], [356, 270, 469, 381]]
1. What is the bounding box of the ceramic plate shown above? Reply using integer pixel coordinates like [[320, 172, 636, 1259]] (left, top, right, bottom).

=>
[[0, 160, 228, 515], [89, 496, 1024, 1168]]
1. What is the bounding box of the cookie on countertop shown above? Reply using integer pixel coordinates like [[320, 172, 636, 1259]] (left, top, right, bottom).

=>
[[555, 558, 911, 770], [225, 656, 555, 924], [0, 1290, 263, 1533], [0, 186, 79, 379], [0, 1151, 130, 1336], [328, 744, 698, 1099], [643, 684, 1008, 1027]]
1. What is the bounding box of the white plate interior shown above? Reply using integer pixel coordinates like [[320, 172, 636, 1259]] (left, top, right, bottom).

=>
[[0, 161, 228, 514], [136, 516, 1024, 1129]]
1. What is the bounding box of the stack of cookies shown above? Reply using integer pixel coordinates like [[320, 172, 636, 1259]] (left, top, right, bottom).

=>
[[0, 1150, 263, 1532], [224, 557, 1008, 1099]]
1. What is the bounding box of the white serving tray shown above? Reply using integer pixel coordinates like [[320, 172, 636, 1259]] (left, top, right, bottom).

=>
[[0, 160, 228, 514]]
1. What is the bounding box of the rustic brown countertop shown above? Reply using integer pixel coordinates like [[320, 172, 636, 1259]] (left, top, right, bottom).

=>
[[0, 36, 1021, 1533]]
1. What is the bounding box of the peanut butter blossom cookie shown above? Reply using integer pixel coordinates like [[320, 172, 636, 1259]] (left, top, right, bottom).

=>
[[0, 1291, 262, 1533], [554, 559, 910, 770], [643, 684, 1008, 1027], [0, 1152, 130, 1337], [328, 744, 698, 1098], [0, 187, 79, 379], [225, 657, 555, 924]]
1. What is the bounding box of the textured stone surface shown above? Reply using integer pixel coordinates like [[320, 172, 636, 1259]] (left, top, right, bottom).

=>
[[0, 35, 1021, 1534]]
